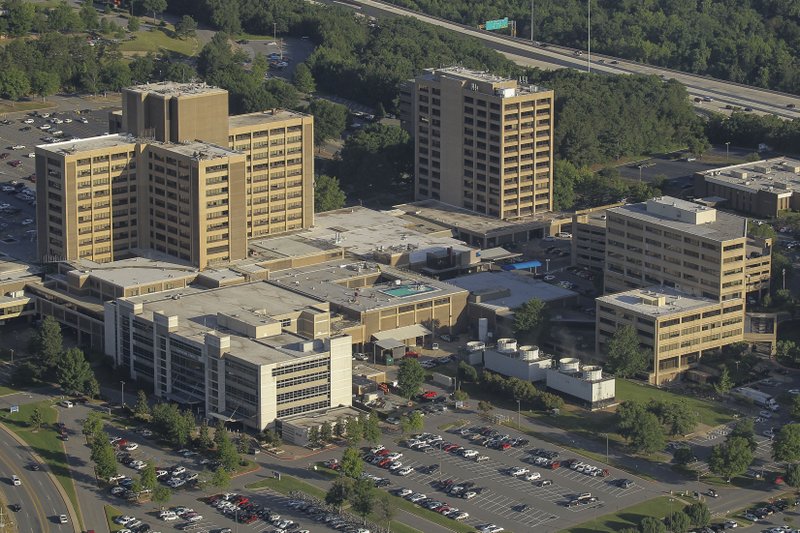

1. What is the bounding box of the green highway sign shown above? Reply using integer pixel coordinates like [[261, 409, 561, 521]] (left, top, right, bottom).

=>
[[485, 17, 509, 31]]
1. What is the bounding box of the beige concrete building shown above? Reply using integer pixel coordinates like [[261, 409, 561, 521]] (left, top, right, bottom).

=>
[[596, 197, 773, 384], [570, 203, 624, 273], [104, 281, 352, 430], [409, 67, 555, 219], [0, 258, 39, 324], [37, 82, 314, 269], [694, 158, 800, 218]]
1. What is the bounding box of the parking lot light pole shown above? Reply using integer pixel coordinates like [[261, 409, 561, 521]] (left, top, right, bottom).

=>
[[120, 380, 125, 408], [516, 400, 521, 428], [602, 433, 608, 463], [545, 259, 550, 273]]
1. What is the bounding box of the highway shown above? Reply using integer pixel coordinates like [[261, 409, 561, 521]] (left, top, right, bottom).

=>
[[0, 425, 73, 533], [342, 0, 800, 119]]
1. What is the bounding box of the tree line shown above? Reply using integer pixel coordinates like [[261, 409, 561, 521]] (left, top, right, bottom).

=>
[[384, 0, 800, 95]]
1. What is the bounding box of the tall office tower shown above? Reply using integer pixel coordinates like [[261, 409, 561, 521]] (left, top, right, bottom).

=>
[[410, 67, 554, 219], [37, 82, 315, 268]]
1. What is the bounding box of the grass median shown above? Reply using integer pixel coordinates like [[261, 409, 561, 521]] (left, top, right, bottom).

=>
[[560, 496, 689, 533], [0, 400, 82, 530], [105, 504, 125, 532]]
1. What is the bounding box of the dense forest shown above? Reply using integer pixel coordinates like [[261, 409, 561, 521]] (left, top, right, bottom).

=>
[[385, 0, 800, 95]]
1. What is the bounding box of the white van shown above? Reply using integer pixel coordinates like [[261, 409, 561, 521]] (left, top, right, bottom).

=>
[[60, 400, 73, 408]]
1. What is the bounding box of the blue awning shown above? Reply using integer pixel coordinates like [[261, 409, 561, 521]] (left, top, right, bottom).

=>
[[501, 260, 542, 271]]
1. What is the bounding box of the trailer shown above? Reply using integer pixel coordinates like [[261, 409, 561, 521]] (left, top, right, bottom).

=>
[[734, 387, 779, 411]]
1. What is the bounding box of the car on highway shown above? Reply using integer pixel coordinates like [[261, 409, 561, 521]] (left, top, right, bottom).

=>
[[11, 475, 20, 486], [59, 514, 69, 524]]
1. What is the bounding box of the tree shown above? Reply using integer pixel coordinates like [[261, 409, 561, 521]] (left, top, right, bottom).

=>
[[786, 463, 800, 487], [165, 62, 197, 83], [152, 485, 171, 505], [174, 15, 197, 39], [82, 411, 104, 440], [397, 358, 425, 399], [198, 419, 213, 450], [729, 418, 758, 452], [320, 421, 333, 443], [458, 361, 478, 382], [512, 299, 549, 343], [616, 401, 646, 440], [792, 395, 800, 421], [84, 375, 100, 398], [91, 433, 118, 481], [101, 61, 132, 91], [400, 411, 424, 435], [133, 390, 150, 421], [293, 63, 316, 93], [325, 478, 352, 512], [129, 54, 156, 84], [139, 461, 157, 491], [639, 516, 667, 533], [709, 436, 753, 481], [777, 340, 800, 366], [30, 71, 60, 102], [334, 418, 347, 439], [666, 510, 691, 533], [128, 16, 141, 32], [686, 136, 710, 158], [210, 466, 230, 489], [314, 175, 346, 212], [628, 411, 665, 454], [350, 478, 375, 524], [340, 447, 364, 479], [237, 436, 249, 455], [29, 407, 43, 430], [57, 347, 94, 395], [605, 325, 649, 378], [375, 491, 394, 532], [139, 0, 167, 22], [32, 316, 63, 371], [478, 400, 494, 417], [773, 424, 800, 462], [12, 361, 40, 387], [308, 99, 348, 146], [673, 447, 695, 465], [152, 403, 193, 447], [79, 3, 99, 30], [337, 124, 412, 193], [308, 426, 320, 447], [648, 400, 699, 436], [344, 417, 363, 445], [685, 502, 711, 527], [362, 412, 382, 444], [217, 431, 240, 471], [714, 367, 733, 394], [453, 390, 469, 402]]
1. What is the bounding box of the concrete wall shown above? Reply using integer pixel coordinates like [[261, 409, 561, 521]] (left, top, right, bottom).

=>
[[545, 370, 615, 403]]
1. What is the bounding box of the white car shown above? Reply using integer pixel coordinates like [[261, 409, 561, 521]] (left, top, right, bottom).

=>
[[763, 429, 775, 438], [79, 117, 89, 124], [789, 389, 800, 395], [408, 493, 427, 503], [185, 513, 203, 522], [23, 118, 34, 124], [452, 512, 469, 520], [124, 442, 138, 451], [114, 515, 136, 525], [27, 152, 35, 158], [463, 491, 477, 499], [11, 145, 25, 150], [462, 450, 479, 458], [510, 467, 529, 477], [159, 511, 178, 521], [759, 410, 773, 419], [39, 124, 51, 130], [11, 475, 20, 486], [397, 467, 413, 476], [524, 472, 541, 481], [108, 474, 126, 483], [59, 515, 68, 524], [63, 118, 72, 123], [396, 488, 413, 497], [388, 462, 404, 471], [479, 525, 504, 533]]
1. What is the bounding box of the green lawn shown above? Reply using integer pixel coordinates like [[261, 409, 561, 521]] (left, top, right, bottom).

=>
[[0, 99, 56, 114], [560, 496, 689, 533], [247, 475, 426, 533], [119, 28, 199, 57], [615, 380, 734, 428], [0, 385, 18, 396], [1, 400, 82, 529]]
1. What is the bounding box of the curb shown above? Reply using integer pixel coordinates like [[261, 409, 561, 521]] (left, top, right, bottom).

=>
[[0, 422, 82, 532]]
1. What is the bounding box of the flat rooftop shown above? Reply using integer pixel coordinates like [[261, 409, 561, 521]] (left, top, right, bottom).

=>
[[0, 257, 40, 282], [267, 260, 467, 314], [420, 66, 552, 95], [248, 234, 342, 262], [158, 140, 241, 160], [597, 286, 721, 318], [125, 81, 227, 98], [36, 133, 137, 154], [65, 256, 198, 288], [228, 109, 309, 129], [698, 157, 800, 195], [124, 282, 330, 366], [608, 197, 746, 242], [394, 200, 570, 237], [304, 206, 472, 261], [448, 271, 576, 311]]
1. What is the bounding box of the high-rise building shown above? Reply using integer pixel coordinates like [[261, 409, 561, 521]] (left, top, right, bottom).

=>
[[37, 82, 314, 268], [595, 196, 773, 383], [409, 67, 554, 219]]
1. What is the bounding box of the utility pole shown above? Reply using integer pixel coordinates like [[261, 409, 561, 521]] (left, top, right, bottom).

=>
[[530, 0, 534, 41], [120, 380, 126, 408]]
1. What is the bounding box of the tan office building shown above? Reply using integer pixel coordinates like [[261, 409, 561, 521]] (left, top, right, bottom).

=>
[[596, 196, 773, 383], [410, 67, 554, 219], [37, 82, 314, 268], [694, 158, 800, 218]]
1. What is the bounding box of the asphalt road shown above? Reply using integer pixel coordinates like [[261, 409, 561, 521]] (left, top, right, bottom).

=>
[[340, 0, 800, 119], [0, 424, 72, 532]]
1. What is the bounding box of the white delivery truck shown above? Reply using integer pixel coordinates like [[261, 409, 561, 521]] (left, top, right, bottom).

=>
[[734, 387, 779, 411]]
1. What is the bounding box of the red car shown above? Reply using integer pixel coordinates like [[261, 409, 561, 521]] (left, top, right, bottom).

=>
[[377, 449, 391, 457], [443, 444, 459, 452], [378, 458, 393, 468], [499, 443, 512, 450], [404, 351, 419, 358], [420, 391, 437, 400]]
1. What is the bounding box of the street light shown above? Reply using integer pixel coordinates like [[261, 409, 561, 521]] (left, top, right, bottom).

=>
[[530, 0, 534, 42], [638, 165, 643, 181], [120, 380, 125, 408], [725, 141, 730, 161], [601, 433, 608, 463], [545, 258, 550, 273], [517, 400, 521, 428], [782, 268, 786, 290]]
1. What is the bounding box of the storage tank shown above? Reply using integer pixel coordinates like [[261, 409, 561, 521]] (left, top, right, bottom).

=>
[[559, 358, 580, 373], [478, 318, 488, 342], [582, 365, 603, 381], [465, 341, 485, 352], [497, 338, 518, 353], [518, 345, 540, 361]]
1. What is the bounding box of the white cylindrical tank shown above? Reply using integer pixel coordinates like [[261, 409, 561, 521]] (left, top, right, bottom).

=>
[[559, 358, 580, 373], [478, 318, 488, 342], [518, 345, 540, 361], [497, 338, 517, 352], [466, 341, 485, 352], [582, 365, 603, 381]]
